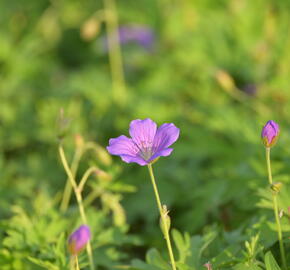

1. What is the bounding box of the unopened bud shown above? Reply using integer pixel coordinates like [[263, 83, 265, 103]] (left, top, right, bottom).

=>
[[95, 169, 112, 181], [81, 17, 100, 41], [68, 225, 91, 255], [95, 145, 112, 166], [261, 120, 279, 148], [75, 134, 84, 149], [215, 70, 235, 92]]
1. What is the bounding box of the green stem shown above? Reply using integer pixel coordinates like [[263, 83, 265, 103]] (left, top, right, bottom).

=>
[[60, 147, 83, 212], [147, 164, 177, 270], [70, 256, 74, 270], [59, 145, 95, 270], [61, 142, 100, 211], [78, 166, 98, 192], [103, 0, 126, 105], [266, 147, 287, 270], [75, 256, 80, 270]]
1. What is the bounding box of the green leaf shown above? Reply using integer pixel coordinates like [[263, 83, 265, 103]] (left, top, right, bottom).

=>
[[146, 248, 170, 270], [264, 251, 281, 270], [234, 263, 262, 270], [131, 259, 164, 270], [175, 262, 192, 270], [172, 229, 191, 263], [211, 245, 240, 268], [28, 257, 59, 270], [186, 235, 203, 268]]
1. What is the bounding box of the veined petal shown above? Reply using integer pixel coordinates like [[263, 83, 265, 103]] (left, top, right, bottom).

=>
[[153, 123, 180, 152], [149, 148, 173, 162], [120, 154, 148, 166], [129, 119, 157, 149], [107, 135, 139, 156]]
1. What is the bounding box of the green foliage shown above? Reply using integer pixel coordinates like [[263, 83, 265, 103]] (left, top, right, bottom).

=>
[[264, 251, 281, 270], [1, 0, 290, 268]]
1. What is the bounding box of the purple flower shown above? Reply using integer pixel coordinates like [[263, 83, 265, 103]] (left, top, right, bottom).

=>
[[118, 25, 154, 49], [102, 24, 155, 51], [68, 225, 91, 255], [107, 118, 180, 166], [261, 120, 279, 148]]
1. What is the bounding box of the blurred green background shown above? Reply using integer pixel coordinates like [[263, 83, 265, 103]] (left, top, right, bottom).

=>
[[1, 0, 290, 269]]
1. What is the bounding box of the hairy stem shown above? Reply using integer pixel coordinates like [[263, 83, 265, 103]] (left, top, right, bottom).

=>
[[147, 164, 177, 270], [266, 147, 287, 270]]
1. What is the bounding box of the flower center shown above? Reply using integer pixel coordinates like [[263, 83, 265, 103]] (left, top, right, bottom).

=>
[[140, 147, 153, 160], [135, 140, 157, 161]]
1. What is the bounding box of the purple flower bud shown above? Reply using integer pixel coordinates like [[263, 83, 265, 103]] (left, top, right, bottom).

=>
[[261, 120, 279, 148], [68, 225, 91, 255]]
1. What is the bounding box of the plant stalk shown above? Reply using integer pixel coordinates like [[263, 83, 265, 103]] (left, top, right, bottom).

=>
[[60, 147, 83, 212], [147, 163, 177, 270], [59, 145, 95, 270], [76, 256, 80, 270], [78, 166, 98, 192], [266, 147, 287, 270], [103, 0, 126, 105]]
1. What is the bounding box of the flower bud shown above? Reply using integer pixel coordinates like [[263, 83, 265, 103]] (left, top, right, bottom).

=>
[[95, 169, 112, 181], [95, 145, 112, 166], [215, 70, 235, 92], [261, 120, 279, 148], [68, 225, 91, 255], [81, 17, 100, 41], [75, 134, 84, 149]]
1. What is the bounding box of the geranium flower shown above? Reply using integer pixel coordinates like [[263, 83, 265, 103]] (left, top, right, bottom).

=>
[[107, 118, 179, 166], [102, 24, 155, 51], [68, 225, 91, 255]]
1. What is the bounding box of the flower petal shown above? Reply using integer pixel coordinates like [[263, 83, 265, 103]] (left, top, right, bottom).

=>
[[120, 154, 148, 166], [107, 135, 139, 156], [149, 148, 173, 162], [153, 123, 180, 152], [129, 119, 157, 149]]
